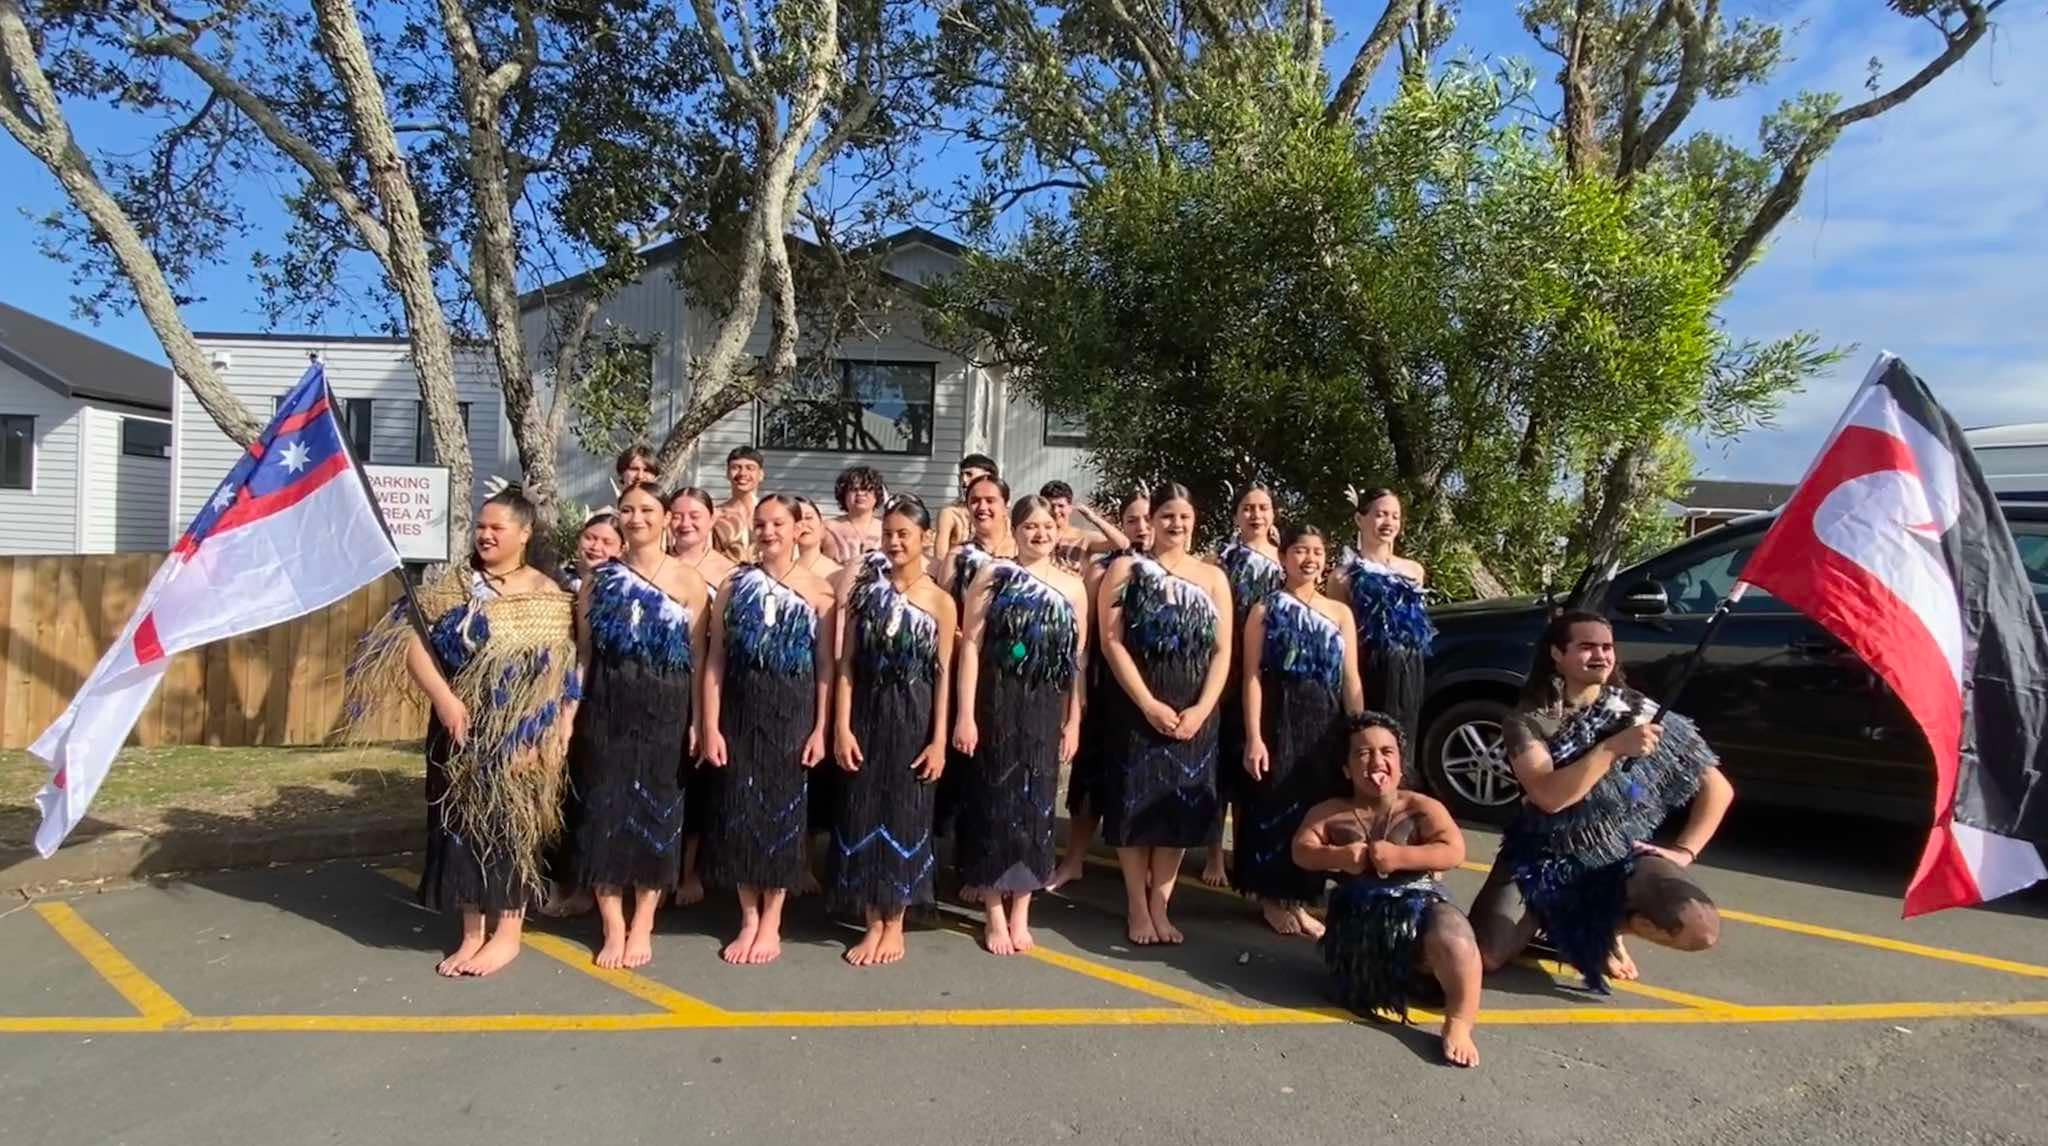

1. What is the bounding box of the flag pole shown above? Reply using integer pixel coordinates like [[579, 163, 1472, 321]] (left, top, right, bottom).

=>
[[1649, 582, 1750, 723], [319, 363, 442, 668]]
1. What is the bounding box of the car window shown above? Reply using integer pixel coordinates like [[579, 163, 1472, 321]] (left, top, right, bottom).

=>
[[2013, 525, 2048, 611], [1648, 543, 1784, 616]]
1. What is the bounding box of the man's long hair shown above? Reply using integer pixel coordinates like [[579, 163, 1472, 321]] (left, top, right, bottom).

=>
[[1517, 609, 1625, 711]]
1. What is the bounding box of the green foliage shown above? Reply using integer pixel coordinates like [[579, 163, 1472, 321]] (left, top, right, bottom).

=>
[[937, 62, 1811, 596], [566, 333, 656, 458]]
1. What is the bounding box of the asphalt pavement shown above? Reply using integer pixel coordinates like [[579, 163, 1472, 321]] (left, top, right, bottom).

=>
[[3, 808, 2044, 1146]]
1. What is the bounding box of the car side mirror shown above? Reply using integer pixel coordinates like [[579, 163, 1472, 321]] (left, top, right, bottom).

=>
[[1614, 581, 1669, 617]]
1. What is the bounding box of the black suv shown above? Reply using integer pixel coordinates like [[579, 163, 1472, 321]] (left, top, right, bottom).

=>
[[1415, 498, 2048, 824]]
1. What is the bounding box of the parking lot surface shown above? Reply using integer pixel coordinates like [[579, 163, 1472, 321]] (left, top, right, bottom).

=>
[[3, 813, 2044, 1146]]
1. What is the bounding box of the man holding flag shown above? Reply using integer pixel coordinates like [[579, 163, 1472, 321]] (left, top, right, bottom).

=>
[[30, 364, 402, 857], [1737, 354, 2048, 915]]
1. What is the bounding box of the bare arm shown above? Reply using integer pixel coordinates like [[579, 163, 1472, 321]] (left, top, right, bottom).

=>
[[923, 593, 958, 779], [1095, 558, 1160, 712], [1188, 568, 1234, 720], [951, 565, 995, 751], [1372, 799, 1466, 876], [833, 587, 861, 767], [699, 582, 732, 764], [1511, 721, 1661, 814], [1240, 602, 1269, 775], [804, 590, 834, 767], [1292, 802, 1368, 875], [1670, 767, 1733, 860], [1071, 503, 1129, 552], [1335, 604, 1365, 717], [687, 580, 712, 753]]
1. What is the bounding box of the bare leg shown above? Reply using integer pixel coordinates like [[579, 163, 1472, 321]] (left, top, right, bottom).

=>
[[623, 887, 661, 968], [846, 909, 886, 966], [1008, 892, 1036, 953], [1260, 898, 1303, 936], [1624, 856, 1721, 952], [1420, 904, 1482, 1068], [1146, 848, 1185, 944], [675, 835, 706, 906], [959, 884, 988, 906], [1607, 936, 1640, 981], [437, 910, 488, 977], [748, 889, 787, 965], [458, 911, 523, 976], [1200, 847, 1228, 888], [723, 887, 762, 964], [981, 892, 1016, 955], [1049, 811, 1099, 890], [1469, 862, 1538, 973], [876, 910, 908, 965], [593, 888, 628, 969], [1117, 847, 1159, 944]]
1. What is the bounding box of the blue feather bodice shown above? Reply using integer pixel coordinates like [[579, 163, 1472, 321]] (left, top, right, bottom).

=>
[[1218, 541, 1285, 624], [952, 541, 995, 610], [585, 561, 693, 675], [428, 603, 489, 675], [1118, 555, 1218, 670], [1339, 551, 1434, 652], [984, 561, 1079, 689], [723, 565, 818, 676], [849, 552, 941, 681], [1260, 591, 1343, 689]]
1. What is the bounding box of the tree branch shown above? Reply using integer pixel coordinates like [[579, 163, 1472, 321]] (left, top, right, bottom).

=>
[[1615, 0, 1677, 167], [1560, 0, 1601, 176], [1722, 0, 1997, 287], [1621, 0, 1710, 177], [0, 0, 260, 444], [690, 0, 777, 136], [1325, 0, 1409, 125]]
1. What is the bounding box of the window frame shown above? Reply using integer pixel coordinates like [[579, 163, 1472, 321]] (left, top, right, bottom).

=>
[[412, 400, 473, 466], [120, 418, 172, 460], [1634, 535, 1786, 617], [1043, 407, 1090, 448], [755, 358, 937, 457], [0, 413, 32, 490], [275, 394, 372, 460]]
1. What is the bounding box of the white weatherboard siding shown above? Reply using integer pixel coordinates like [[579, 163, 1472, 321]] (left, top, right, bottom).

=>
[[680, 296, 971, 511], [0, 364, 83, 555], [177, 338, 501, 533], [78, 408, 172, 552], [994, 377, 1098, 506], [516, 270, 689, 511]]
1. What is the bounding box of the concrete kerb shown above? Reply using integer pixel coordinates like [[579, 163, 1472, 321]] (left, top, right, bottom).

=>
[[2, 818, 425, 895]]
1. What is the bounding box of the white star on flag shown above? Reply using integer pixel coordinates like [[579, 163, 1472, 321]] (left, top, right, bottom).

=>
[[277, 440, 312, 474], [210, 487, 235, 512]]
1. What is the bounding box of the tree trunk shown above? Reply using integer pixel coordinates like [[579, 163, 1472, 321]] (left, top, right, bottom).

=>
[[0, 0, 260, 446], [310, 0, 475, 538]]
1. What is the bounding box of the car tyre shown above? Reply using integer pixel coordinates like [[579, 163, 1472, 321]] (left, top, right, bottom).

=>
[[1419, 697, 1523, 826]]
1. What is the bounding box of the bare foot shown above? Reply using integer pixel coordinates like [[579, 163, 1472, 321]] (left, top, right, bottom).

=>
[[622, 928, 654, 969], [1046, 859, 1085, 892], [983, 918, 1016, 956], [875, 922, 906, 965], [1293, 905, 1326, 941], [457, 930, 521, 977], [594, 932, 627, 970], [540, 886, 593, 918], [674, 874, 706, 908], [1148, 892, 1184, 944], [1261, 900, 1303, 936], [1126, 895, 1160, 945], [1009, 921, 1036, 953], [959, 885, 987, 906], [1200, 852, 1227, 887], [797, 867, 823, 897], [846, 924, 885, 967], [721, 920, 759, 965], [436, 933, 487, 977], [746, 928, 782, 965], [1607, 937, 1640, 982], [1441, 1016, 1480, 1068]]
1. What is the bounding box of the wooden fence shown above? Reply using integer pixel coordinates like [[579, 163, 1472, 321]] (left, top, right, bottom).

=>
[[0, 553, 424, 750]]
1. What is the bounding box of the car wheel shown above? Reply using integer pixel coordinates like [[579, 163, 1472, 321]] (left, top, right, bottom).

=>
[[1420, 698, 1522, 825]]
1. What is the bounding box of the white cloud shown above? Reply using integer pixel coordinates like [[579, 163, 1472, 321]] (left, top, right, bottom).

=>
[[1704, 5, 2048, 479]]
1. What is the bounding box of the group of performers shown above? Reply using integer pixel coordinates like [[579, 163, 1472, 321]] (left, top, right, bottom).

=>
[[342, 445, 1735, 1069]]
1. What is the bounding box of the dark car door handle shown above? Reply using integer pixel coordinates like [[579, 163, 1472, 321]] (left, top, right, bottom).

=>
[[1790, 637, 1845, 658]]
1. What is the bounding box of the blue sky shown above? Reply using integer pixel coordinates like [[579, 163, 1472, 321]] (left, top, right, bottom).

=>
[[3, 2, 2042, 480]]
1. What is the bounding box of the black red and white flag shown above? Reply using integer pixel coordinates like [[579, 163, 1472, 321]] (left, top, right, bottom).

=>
[[1739, 355, 2047, 916]]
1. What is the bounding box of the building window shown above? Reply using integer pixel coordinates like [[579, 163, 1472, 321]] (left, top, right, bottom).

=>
[[413, 401, 472, 465], [758, 360, 935, 456], [0, 414, 30, 489], [121, 419, 172, 459], [276, 394, 372, 459], [1044, 408, 1090, 448]]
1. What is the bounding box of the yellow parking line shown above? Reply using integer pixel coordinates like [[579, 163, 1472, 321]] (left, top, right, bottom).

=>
[[1717, 908, 2048, 980], [1020, 943, 1262, 1020], [376, 867, 728, 1017], [33, 902, 191, 1024], [1518, 957, 1737, 1010]]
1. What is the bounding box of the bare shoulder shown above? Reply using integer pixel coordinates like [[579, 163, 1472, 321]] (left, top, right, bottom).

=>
[[1198, 560, 1232, 596], [1395, 556, 1427, 584], [913, 580, 956, 624], [1316, 595, 1354, 628], [1397, 789, 1455, 826], [508, 567, 566, 596], [1299, 797, 1355, 832]]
